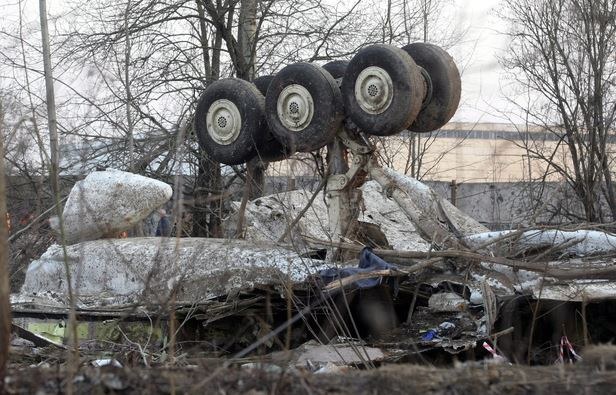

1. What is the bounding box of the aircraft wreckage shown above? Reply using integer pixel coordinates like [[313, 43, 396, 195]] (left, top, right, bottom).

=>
[[11, 42, 616, 367]]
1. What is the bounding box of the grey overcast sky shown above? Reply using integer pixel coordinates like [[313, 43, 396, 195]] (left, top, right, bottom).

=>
[[448, 0, 513, 124]]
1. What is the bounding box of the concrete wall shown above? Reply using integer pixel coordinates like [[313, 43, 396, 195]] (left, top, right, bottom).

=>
[[423, 180, 584, 229], [264, 122, 615, 185], [371, 122, 572, 183]]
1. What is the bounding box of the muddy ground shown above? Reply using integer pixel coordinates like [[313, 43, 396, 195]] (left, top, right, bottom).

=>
[[5, 359, 616, 394], [6, 341, 616, 394]]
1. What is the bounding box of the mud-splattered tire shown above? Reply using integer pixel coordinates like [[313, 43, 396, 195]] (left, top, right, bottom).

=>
[[253, 75, 275, 96], [194, 78, 267, 165], [265, 63, 344, 153], [341, 44, 424, 136], [322, 60, 349, 80], [252, 75, 293, 162], [253, 131, 294, 162], [401, 43, 461, 132]]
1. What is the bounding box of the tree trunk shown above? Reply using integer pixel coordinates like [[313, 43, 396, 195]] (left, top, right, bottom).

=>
[[124, 0, 134, 172], [0, 100, 11, 392], [237, 0, 257, 80], [195, 0, 264, 238], [192, 150, 222, 237], [39, 0, 60, 208], [238, 0, 266, 198], [247, 158, 267, 200], [192, 0, 223, 238]]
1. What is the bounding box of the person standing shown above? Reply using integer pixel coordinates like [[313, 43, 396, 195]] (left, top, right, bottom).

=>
[[156, 208, 171, 237]]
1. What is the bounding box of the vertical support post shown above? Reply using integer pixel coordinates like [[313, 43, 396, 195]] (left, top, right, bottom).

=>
[[326, 137, 351, 261], [324, 128, 370, 261], [450, 179, 457, 206]]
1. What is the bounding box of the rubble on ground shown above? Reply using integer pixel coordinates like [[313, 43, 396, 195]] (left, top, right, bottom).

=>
[[6, 357, 616, 394], [11, 167, 616, 374]]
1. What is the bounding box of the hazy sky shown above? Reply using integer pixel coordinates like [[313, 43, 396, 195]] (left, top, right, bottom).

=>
[[448, 0, 513, 124]]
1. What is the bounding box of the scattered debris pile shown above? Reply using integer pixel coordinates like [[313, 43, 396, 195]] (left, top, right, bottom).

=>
[[10, 167, 616, 379]]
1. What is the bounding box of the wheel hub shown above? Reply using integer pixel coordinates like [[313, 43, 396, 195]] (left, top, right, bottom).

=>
[[418, 66, 433, 109], [355, 66, 394, 114], [276, 84, 314, 132], [206, 99, 242, 145]]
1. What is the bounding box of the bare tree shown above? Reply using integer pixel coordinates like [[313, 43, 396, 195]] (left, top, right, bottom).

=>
[[193, 0, 225, 236], [380, 0, 450, 44], [51, 0, 375, 235], [502, 0, 616, 222], [0, 0, 465, 245], [124, 0, 135, 171]]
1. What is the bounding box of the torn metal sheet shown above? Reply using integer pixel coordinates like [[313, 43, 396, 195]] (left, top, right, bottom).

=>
[[369, 167, 489, 245], [532, 280, 616, 302], [51, 169, 172, 245], [226, 181, 431, 252], [91, 359, 123, 368], [16, 238, 329, 309], [11, 323, 66, 349], [474, 257, 616, 301], [274, 340, 393, 368], [465, 229, 616, 257]]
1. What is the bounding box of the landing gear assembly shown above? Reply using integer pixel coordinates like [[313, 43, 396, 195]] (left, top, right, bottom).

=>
[[193, 42, 461, 259]]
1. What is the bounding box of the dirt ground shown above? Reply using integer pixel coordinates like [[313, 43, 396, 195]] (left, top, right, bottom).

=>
[[6, 345, 616, 394], [5, 360, 616, 394]]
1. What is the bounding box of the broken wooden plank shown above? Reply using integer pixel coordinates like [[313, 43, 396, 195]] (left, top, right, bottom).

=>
[[11, 323, 67, 349]]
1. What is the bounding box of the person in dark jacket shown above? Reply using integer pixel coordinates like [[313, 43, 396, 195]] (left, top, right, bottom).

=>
[[156, 208, 171, 237]]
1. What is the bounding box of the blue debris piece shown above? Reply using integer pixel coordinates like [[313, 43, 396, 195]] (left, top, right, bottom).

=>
[[319, 247, 398, 289], [422, 330, 438, 341]]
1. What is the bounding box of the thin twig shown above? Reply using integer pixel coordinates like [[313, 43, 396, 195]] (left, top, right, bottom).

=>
[[277, 176, 327, 243], [301, 237, 616, 280], [8, 196, 68, 242]]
